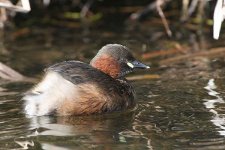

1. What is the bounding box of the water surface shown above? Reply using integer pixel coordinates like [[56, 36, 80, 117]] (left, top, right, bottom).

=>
[[0, 28, 225, 149]]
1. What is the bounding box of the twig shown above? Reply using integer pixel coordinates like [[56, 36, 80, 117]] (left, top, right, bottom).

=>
[[156, 0, 172, 37], [181, 0, 189, 21], [130, 0, 171, 20], [127, 74, 160, 81], [160, 47, 225, 65], [81, 0, 94, 18], [181, 0, 199, 21], [0, 62, 35, 82], [188, 0, 199, 17], [142, 43, 188, 59], [0, 8, 7, 28], [0, 62, 25, 81]]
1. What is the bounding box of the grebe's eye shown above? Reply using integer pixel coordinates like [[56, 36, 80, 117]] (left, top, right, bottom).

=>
[[126, 62, 134, 68]]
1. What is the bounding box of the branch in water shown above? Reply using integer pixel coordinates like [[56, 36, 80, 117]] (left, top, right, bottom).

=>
[[0, 62, 35, 82]]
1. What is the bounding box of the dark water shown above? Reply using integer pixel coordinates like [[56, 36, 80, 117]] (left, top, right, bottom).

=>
[[1, 28, 225, 149]]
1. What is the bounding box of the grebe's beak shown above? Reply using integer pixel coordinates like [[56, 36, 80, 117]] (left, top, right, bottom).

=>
[[127, 60, 150, 69]]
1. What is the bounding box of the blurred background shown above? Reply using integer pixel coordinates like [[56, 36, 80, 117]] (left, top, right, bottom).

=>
[[0, 0, 224, 77]]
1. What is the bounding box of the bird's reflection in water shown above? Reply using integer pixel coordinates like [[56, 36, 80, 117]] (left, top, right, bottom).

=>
[[25, 111, 135, 149]]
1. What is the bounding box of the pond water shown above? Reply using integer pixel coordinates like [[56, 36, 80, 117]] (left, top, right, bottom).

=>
[[0, 26, 225, 149]]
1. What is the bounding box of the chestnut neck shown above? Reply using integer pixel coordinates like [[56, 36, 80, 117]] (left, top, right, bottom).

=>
[[90, 54, 121, 78]]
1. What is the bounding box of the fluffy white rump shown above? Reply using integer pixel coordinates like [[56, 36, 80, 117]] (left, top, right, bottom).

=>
[[23, 71, 77, 116]]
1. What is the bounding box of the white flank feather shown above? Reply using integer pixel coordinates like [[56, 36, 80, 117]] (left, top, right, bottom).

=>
[[23, 71, 78, 116]]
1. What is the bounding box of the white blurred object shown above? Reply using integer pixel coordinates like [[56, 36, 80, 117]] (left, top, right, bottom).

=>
[[0, 0, 30, 13], [213, 0, 225, 39], [15, 140, 34, 149], [43, 0, 51, 6]]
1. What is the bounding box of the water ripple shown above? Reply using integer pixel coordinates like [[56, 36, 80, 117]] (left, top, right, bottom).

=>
[[203, 79, 225, 136]]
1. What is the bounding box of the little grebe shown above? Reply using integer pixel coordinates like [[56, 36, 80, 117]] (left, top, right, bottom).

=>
[[23, 44, 149, 116]]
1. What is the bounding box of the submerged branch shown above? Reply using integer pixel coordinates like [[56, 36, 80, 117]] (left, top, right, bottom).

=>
[[0, 62, 35, 82], [160, 47, 225, 65], [127, 74, 160, 81]]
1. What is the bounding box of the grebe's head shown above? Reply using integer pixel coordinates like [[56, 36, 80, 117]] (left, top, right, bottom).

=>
[[90, 44, 149, 78]]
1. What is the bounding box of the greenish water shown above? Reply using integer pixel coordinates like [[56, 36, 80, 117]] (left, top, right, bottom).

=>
[[0, 27, 225, 149]]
